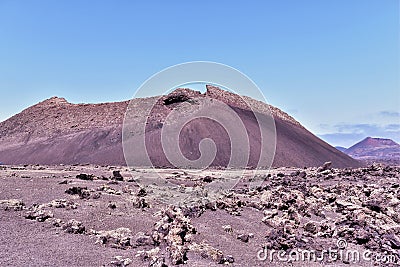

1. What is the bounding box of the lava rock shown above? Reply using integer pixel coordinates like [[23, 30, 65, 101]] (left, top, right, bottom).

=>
[[318, 161, 332, 172], [25, 208, 53, 222], [110, 256, 132, 267], [355, 230, 370, 245], [384, 234, 400, 249], [112, 170, 124, 181], [304, 221, 318, 234], [222, 255, 235, 264], [132, 232, 154, 247], [76, 173, 93, 181], [203, 176, 213, 183], [48, 199, 77, 209], [163, 93, 190, 105], [362, 200, 382, 213], [222, 225, 233, 233], [108, 202, 117, 209], [237, 233, 249, 243], [62, 219, 85, 234], [65, 186, 91, 199], [137, 187, 147, 197], [0, 199, 25, 211], [96, 228, 132, 249], [299, 171, 307, 178], [132, 197, 150, 209]]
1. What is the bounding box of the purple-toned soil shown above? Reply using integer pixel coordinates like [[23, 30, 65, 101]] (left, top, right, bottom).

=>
[[1, 163, 399, 266]]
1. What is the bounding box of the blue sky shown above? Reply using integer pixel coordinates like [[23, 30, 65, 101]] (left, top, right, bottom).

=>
[[0, 0, 399, 147]]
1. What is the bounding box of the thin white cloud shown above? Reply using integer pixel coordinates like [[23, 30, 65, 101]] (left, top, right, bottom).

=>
[[379, 111, 400, 118]]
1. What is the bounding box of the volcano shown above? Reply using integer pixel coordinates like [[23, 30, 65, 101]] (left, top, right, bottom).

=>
[[0, 86, 360, 168], [344, 137, 400, 164]]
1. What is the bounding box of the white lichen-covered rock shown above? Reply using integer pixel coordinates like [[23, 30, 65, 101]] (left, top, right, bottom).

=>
[[0, 199, 25, 211], [47, 199, 78, 209], [25, 206, 53, 222], [131, 231, 153, 247], [152, 207, 196, 264], [95, 227, 132, 249], [110, 256, 132, 267], [189, 242, 234, 264], [61, 219, 85, 234], [136, 247, 166, 266], [222, 224, 233, 233]]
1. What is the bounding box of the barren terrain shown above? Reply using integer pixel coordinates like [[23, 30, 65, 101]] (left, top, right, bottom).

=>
[[1, 163, 399, 266]]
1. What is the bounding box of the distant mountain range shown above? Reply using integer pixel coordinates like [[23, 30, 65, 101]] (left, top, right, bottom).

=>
[[336, 137, 400, 164]]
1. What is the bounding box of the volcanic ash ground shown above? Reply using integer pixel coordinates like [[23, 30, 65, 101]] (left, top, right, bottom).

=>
[[1, 163, 400, 266]]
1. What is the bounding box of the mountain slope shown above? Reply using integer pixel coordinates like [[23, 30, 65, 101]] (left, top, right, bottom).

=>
[[345, 137, 400, 164], [0, 87, 361, 168], [335, 146, 347, 152]]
